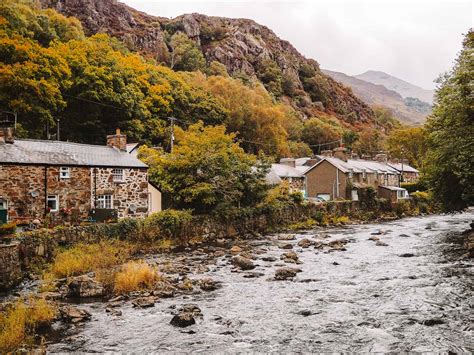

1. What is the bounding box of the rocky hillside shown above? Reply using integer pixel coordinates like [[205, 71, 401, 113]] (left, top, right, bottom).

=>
[[40, 0, 378, 129], [323, 69, 431, 124], [355, 70, 434, 104]]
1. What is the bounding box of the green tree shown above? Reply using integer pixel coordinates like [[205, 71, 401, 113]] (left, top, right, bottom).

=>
[[169, 32, 205, 72], [138, 122, 270, 213], [425, 30, 474, 211], [301, 117, 343, 153]]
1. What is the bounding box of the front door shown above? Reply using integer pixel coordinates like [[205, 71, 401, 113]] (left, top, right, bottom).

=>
[[0, 199, 7, 224]]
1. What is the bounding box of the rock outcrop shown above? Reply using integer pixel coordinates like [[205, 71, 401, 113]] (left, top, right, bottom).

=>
[[41, 0, 377, 128]]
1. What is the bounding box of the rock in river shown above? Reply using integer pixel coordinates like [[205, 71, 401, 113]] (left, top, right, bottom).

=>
[[275, 267, 302, 280], [132, 296, 156, 308], [199, 278, 218, 291], [67, 275, 104, 298], [230, 245, 243, 253], [297, 238, 313, 248], [399, 253, 415, 257], [232, 256, 255, 270], [60, 305, 92, 323], [280, 251, 299, 263], [375, 241, 389, 247], [170, 312, 196, 327], [279, 243, 294, 250]]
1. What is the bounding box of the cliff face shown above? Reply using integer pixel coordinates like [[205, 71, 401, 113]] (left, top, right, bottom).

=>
[[41, 0, 376, 127]]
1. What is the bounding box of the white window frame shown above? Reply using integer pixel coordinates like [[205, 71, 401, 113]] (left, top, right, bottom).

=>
[[362, 169, 367, 179], [97, 194, 113, 209], [47, 195, 59, 212], [112, 168, 125, 182], [316, 193, 331, 202], [348, 169, 353, 179], [59, 167, 71, 179], [0, 198, 7, 210]]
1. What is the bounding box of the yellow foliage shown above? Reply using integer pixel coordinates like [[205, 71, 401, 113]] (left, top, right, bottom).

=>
[[0, 298, 56, 352], [47, 241, 132, 278], [114, 261, 160, 294]]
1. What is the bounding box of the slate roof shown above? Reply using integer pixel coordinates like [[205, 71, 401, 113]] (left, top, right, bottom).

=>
[[0, 139, 147, 168], [305, 156, 400, 175], [271, 163, 304, 178], [387, 162, 419, 173]]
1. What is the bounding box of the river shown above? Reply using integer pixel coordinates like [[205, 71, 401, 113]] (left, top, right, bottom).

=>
[[46, 212, 473, 353]]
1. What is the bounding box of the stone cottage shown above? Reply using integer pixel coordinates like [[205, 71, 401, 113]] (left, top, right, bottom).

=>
[[0, 124, 150, 225]]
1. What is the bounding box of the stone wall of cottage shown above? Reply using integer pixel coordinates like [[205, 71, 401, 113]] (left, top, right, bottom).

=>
[[91, 167, 148, 218], [0, 165, 91, 224]]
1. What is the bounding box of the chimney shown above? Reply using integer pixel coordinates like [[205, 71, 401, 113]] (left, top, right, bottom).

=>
[[374, 153, 388, 163], [107, 128, 127, 151], [333, 147, 348, 161], [0, 118, 14, 144], [350, 152, 359, 160], [279, 158, 296, 168], [361, 154, 371, 160], [304, 158, 319, 167], [320, 150, 333, 158]]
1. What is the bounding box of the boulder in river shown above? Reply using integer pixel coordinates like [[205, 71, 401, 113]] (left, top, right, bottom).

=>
[[274, 267, 302, 280], [375, 241, 389, 247], [297, 238, 313, 248], [280, 251, 299, 263], [278, 234, 296, 241], [261, 256, 277, 262], [199, 278, 218, 291], [232, 256, 255, 270], [132, 296, 156, 308], [170, 312, 196, 327], [368, 236, 380, 241], [279, 243, 294, 250], [399, 253, 415, 257], [60, 305, 92, 323], [67, 275, 104, 298]]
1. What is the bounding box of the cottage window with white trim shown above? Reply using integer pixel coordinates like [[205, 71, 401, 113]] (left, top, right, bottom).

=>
[[0, 199, 7, 210], [362, 169, 367, 179], [112, 168, 125, 182], [47, 195, 59, 212], [59, 167, 70, 179], [97, 195, 113, 209], [348, 169, 353, 179]]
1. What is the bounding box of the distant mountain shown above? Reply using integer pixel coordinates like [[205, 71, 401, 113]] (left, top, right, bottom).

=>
[[355, 70, 434, 104], [323, 69, 431, 124]]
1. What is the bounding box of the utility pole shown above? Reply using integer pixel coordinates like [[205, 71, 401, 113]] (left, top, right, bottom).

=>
[[168, 117, 176, 153]]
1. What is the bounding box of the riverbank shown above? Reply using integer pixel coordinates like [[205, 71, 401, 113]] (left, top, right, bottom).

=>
[[1, 210, 472, 352]]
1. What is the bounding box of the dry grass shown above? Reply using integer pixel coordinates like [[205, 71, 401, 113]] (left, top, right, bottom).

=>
[[47, 241, 132, 278], [114, 261, 160, 294], [0, 298, 56, 352]]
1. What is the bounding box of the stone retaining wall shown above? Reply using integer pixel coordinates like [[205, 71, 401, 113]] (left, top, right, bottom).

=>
[[0, 243, 22, 290]]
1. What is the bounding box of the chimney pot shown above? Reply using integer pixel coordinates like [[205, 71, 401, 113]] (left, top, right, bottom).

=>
[[321, 150, 333, 157], [0, 119, 14, 144]]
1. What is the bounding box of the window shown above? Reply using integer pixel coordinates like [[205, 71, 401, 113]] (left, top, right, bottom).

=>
[[384, 173, 389, 184], [362, 169, 367, 179], [397, 190, 408, 199], [0, 199, 7, 210], [112, 168, 125, 182], [97, 195, 113, 209], [316, 194, 331, 202], [348, 169, 353, 179], [59, 167, 70, 179], [47, 195, 59, 212]]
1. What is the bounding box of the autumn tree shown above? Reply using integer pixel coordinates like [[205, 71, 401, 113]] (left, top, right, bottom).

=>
[[425, 30, 474, 211], [386, 127, 428, 168], [138, 122, 270, 213], [301, 117, 343, 153]]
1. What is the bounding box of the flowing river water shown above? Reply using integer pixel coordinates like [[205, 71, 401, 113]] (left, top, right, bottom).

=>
[[46, 212, 473, 353]]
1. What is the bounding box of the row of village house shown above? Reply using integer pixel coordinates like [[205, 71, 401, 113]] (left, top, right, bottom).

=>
[[0, 121, 418, 225]]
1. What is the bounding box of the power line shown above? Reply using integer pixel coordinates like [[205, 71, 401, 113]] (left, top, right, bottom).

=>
[[63, 94, 130, 112]]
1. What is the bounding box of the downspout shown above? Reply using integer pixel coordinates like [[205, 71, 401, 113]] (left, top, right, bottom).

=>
[[336, 169, 340, 198], [93, 168, 97, 208], [44, 165, 48, 216]]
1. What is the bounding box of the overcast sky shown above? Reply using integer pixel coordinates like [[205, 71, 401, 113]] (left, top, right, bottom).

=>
[[122, 0, 472, 89]]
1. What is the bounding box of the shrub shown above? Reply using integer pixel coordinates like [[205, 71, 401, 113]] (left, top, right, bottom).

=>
[[0, 298, 56, 352], [0, 222, 16, 237], [330, 215, 350, 225], [288, 218, 316, 230], [47, 241, 132, 278], [394, 200, 412, 217], [312, 210, 329, 226], [144, 209, 193, 240], [114, 261, 160, 294], [401, 181, 428, 193]]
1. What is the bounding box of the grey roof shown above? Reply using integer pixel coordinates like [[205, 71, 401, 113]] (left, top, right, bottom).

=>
[[379, 185, 407, 191], [0, 139, 147, 168], [271, 163, 304, 178], [305, 156, 400, 175], [264, 170, 282, 185], [387, 162, 419, 173]]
